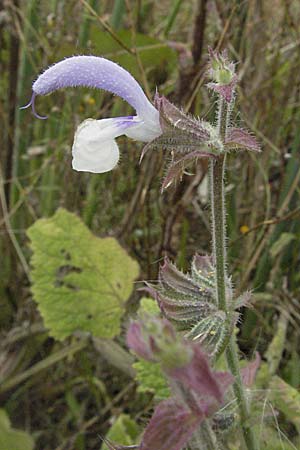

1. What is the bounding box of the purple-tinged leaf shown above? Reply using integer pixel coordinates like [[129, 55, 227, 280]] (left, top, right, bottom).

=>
[[127, 317, 185, 367], [157, 296, 215, 323], [207, 77, 238, 103], [126, 322, 154, 361], [235, 291, 253, 309], [193, 254, 214, 274], [225, 128, 261, 152], [215, 371, 236, 392], [161, 149, 217, 190], [139, 94, 223, 164], [191, 254, 215, 289], [140, 130, 219, 164], [159, 258, 200, 297], [140, 399, 202, 450], [167, 346, 232, 403], [155, 94, 211, 140], [241, 352, 261, 387], [143, 283, 202, 307]]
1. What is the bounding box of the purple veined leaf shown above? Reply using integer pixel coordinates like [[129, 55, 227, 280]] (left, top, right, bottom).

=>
[[139, 130, 219, 165], [156, 295, 214, 323], [143, 257, 217, 330], [225, 127, 261, 152], [159, 258, 201, 297], [191, 254, 216, 289], [144, 282, 216, 326], [144, 278, 212, 307], [155, 94, 211, 140], [140, 398, 203, 450], [161, 149, 217, 190], [241, 352, 261, 387]]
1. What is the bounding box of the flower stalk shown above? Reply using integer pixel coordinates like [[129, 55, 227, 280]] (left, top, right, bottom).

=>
[[210, 98, 259, 450]]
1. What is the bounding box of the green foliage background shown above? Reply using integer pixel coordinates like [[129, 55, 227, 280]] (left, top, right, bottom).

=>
[[0, 0, 300, 449]]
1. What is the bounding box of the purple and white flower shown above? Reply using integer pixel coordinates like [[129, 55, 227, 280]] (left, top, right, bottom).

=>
[[22, 56, 162, 173]]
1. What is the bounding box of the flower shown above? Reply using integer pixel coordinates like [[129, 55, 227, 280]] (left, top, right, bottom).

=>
[[206, 47, 238, 103], [21, 56, 162, 173], [22, 53, 260, 183]]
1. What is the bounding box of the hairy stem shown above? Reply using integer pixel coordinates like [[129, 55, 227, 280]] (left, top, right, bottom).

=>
[[210, 98, 259, 450], [190, 420, 220, 450], [226, 337, 258, 450]]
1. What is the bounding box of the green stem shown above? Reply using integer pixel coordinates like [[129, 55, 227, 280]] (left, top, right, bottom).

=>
[[210, 99, 259, 450], [226, 337, 258, 450], [190, 420, 220, 450], [210, 153, 227, 311]]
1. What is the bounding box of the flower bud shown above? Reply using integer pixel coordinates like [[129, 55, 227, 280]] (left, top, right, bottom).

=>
[[207, 48, 238, 103]]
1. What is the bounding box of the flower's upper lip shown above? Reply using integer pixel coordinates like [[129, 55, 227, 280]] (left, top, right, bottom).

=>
[[22, 55, 158, 122]]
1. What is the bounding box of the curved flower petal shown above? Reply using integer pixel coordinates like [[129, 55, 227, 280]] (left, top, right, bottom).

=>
[[72, 115, 161, 173], [72, 118, 121, 173], [124, 118, 162, 142], [32, 55, 159, 124]]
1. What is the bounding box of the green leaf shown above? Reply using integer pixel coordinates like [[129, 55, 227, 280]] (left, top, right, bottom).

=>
[[185, 311, 230, 357], [259, 425, 298, 450], [270, 232, 295, 259], [0, 409, 34, 450], [27, 208, 139, 341], [266, 313, 288, 377], [269, 376, 300, 433], [101, 414, 139, 450], [138, 297, 160, 316], [133, 360, 170, 400]]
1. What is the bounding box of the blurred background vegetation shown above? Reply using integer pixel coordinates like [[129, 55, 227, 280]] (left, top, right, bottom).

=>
[[0, 0, 300, 449]]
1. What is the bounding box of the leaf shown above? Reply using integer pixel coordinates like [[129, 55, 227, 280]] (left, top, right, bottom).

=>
[[101, 414, 139, 450], [260, 425, 299, 450], [140, 398, 202, 450], [138, 297, 160, 316], [269, 376, 300, 433], [133, 360, 170, 400], [185, 311, 229, 357], [270, 232, 295, 259], [266, 313, 288, 377], [167, 346, 233, 405], [27, 208, 139, 341], [225, 127, 261, 152], [0, 409, 34, 450], [240, 352, 261, 387]]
